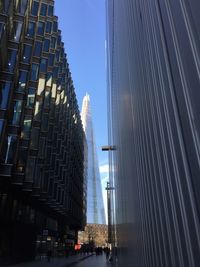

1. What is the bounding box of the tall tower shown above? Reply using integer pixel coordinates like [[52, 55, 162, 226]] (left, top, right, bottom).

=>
[[81, 94, 106, 224]]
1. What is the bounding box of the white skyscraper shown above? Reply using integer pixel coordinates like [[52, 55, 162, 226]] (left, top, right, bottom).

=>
[[81, 93, 106, 224]]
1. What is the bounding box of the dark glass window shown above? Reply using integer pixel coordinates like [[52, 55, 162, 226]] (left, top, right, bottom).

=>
[[30, 128, 39, 148], [7, 49, 17, 72], [53, 67, 58, 78], [40, 58, 48, 73], [27, 88, 35, 108], [4, 135, 18, 164], [22, 115, 32, 138], [51, 37, 56, 49], [57, 36, 61, 46], [0, 23, 5, 39], [40, 3, 47, 16], [43, 39, 50, 52], [56, 51, 60, 62], [0, 120, 4, 137], [0, 82, 11, 109], [53, 21, 58, 32], [11, 21, 22, 42], [33, 41, 42, 57], [44, 91, 50, 107], [37, 21, 45, 35], [22, 44, 32, 63], [11, 100, 23, 125], [15, 0, 28, 15], [17, 71, 27, 92], [0, 0, 10, 13], [48, 5, 54, 16], [26, 22, 35, 37], [17, 148, 28, 171], [31, 1, 39, 16], [30, 63, 39, 81], [48, 54, 54, 67], [45, 21, 52, 34]]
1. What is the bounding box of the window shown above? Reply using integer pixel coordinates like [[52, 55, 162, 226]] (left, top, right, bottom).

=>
[[55, 51, 60, 62], [57, 35, 61, 46], [45, 21, 52, 34], [17, 71, 27, 92], [46, 73, 52, 87], [31, 1, 39, 16], [30, 63, 39, 81], [21, 115, 32, 138], [22, 44, 32, 63], [37, 21, 45, 35], [0, 120, 4, 137], [30, 128, 39, 148], [11, 21, 22, 41], [44, 91, 50, 107], [33, 41, 42, 57], [11, 100, 23, 125], [0, 23, 5, 39], [43, 39, 50, 52], [17, 148, 28, 171], [27, 88, 35, 108], [4, 135, 18, 164], [26, 22, 35, 37], [15, 0, 28, 15], [53, 21, 58, 32], [7, 49, 17, 72], [0, 0, 10, 13], [48, 5, 54, 16], [34, 101, 42, 121], [0, 82, 11, 109], [48, 54, 54, 67], [50, 37, 56, 49], [40, 58, 48, 73], [40, 3, 47, 16]]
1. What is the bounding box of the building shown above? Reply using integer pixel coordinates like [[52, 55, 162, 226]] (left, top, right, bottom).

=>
[[81, 94, 106, 225], [0, 0, 85, 264], [106, 1, 200, 267]]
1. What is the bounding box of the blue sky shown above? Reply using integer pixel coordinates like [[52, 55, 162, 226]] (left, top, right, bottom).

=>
[[55, 0, 109, 216]]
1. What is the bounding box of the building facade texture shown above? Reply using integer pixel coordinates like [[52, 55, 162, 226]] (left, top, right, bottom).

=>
[[81, 94, 106, 225], [106, 1, 200, 267], [0, 0, 85, 264]]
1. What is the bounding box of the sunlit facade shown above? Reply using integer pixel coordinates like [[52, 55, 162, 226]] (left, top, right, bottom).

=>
[[81, 94, 106, 225], [107, 1, 200, 266], [0, 0, 85, 264]]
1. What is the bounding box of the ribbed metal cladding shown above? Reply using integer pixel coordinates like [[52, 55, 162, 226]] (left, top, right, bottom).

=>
[[106, 0, 200, 266]]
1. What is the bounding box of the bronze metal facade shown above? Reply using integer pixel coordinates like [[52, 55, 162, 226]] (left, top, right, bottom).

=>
[[0, 0, 85, 264]]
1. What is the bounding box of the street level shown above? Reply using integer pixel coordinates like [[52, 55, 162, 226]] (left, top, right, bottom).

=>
[[2, 253, 94, 267], [74, 254, 112, 267]]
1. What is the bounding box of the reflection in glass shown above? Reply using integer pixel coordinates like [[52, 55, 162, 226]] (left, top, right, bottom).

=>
[[31, 1, 39, 16], [21, 115, 32, 138], [43, 39, 50, 52], [17, 71, 27, 92], [15, 0, 28, 15], [48, 5, 54, 16], [40, 58, 48, 73], [11, 21, 23, 42], [37, 21, 45, 36], [0, 82, 11, 109], [22, 44, 32, 63], [45, 21, 52, 34], [0, 23, 5, 39], [11, 100, 23, 125], [4, 135, 17, 164], [27, 88, 35, 108], [33, 41, 42, 57], [30, 63, 39, 81], [40, 3, 47, 16], [26, 22, 35, 37]]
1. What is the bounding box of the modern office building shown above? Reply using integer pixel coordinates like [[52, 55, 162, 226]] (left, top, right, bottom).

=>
[[106, 1, 200, 267], [0, 0, 85, 264], [81, 94, 106, 225]]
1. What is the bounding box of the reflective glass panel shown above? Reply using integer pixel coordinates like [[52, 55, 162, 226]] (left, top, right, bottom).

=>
[[48, 5, 54, 16], [40, 58, 48, 73], [48, 54, 54, 67], [22, 115, 32, 138], [0, 82, 11, 109], [11, 21, 22, 42], [7, 49, 17, 72], [31, 1, 39, 16], [53, 21, 58, 32], [37, 21, 45, 35], [43, 39, 50, 52], [17, 71, 27, 92], [4, 136, 17, 164], [45, 21, 52, 34], [27, 88, 35, 108], [40, 3, 47, 16], [0, 23, 5, 39], [26, 22, 35, 37], [33, 41, 42, 57], [15, 0, 27, 15], [50, 37, 56, 49], [11, 100, 23, 125], [30, 63, 39, 81], [22, 44, 32, 63]]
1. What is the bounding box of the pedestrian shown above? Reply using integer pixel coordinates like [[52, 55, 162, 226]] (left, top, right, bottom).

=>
[[106, 247, 110, 261]]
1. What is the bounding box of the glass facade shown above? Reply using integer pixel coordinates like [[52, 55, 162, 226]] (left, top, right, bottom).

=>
[[81, 94, 106, 224], [106, 1, 200, 266]]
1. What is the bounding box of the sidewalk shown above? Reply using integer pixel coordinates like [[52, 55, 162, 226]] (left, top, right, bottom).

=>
[[3, 253, 94, 267]]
